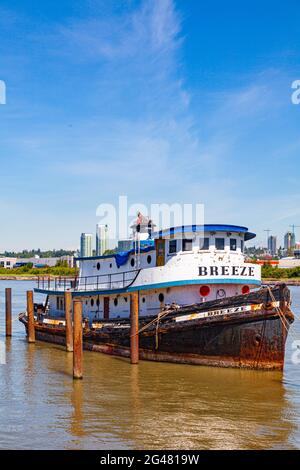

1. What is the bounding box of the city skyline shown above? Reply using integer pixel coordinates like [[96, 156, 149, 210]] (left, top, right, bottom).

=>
[[1, 0, 300, 250]]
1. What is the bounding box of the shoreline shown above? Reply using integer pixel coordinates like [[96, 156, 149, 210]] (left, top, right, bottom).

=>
[[0, 275, 39, 280], [0, 276, 300, 286], [263, 279, 300, 286], [0, 275, 73, 281]]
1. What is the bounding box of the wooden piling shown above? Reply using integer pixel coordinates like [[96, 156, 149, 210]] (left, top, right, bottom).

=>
[[65, 291, 73, 352], [5, 288, 12, 337], [73, 299, 83, 379], [27, 290, 35, 343], [130, 291, 139, 364]]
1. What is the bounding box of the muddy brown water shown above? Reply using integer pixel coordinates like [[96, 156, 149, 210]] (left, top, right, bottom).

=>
[[0, 281, 300, 449]]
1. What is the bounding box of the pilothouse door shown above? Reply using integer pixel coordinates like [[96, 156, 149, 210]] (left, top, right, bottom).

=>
[[156, 239, 165, 267], [104, 297, 109, 319]]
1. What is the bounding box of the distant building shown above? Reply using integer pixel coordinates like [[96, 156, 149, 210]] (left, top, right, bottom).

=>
[[80, 233, 93, 257], [118, 239, 133, 252], [267, 235, 277, 257], [294, 242, 300, 259], [0, 257, 17, 269], [284, 231, 296, 254], [15, 256, 75, 268], [96, 224, 109, 256]]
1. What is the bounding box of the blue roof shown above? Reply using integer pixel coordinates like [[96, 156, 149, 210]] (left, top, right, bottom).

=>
[[154, 224, 256, 241]]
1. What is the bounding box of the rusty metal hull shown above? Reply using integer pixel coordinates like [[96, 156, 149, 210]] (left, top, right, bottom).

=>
[[19, 284, 294, 371]]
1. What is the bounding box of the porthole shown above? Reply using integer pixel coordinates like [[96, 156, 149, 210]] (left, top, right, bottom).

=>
[[97, 262, 100, 271], [131, 258, 135, 267], [114, 298, 118, 307], [217, 289, 226, 299], [147, 255, 152, 264], [158, 293, 164, 303], [91, 298, 94, 307]]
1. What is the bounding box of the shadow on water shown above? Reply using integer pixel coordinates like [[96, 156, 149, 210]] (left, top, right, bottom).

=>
[[0, 281, 300, 449]]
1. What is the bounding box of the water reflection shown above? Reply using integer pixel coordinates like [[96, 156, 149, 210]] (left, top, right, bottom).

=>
[[0, 281, 299, 449]]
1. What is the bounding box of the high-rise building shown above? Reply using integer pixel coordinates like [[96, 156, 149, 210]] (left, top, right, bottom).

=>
[[96, 224, 109, 256], [284, 231, 296, 254], [80, 233, 93, 257], [267, 235, 277, 257]]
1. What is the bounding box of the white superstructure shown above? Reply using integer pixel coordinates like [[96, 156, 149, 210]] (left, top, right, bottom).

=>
[[36, 223, 261, 324]]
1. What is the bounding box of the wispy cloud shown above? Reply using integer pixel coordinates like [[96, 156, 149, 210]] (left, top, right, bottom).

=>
[[58, 0, 181, 61]]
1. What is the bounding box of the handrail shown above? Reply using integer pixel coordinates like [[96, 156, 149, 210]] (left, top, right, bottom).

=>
[[37, 269, 141, 293]]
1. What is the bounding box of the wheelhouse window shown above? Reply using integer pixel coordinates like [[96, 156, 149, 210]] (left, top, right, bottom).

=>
[[182, 239, 193, 251], [215, 238, 225, 250], [230, 239, 237, 251], [199, 237, 209, 251], [169, 239, 177, 254]]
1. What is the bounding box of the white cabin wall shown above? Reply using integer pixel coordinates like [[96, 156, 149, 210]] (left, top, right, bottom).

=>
[[62, 282, 249, 323]]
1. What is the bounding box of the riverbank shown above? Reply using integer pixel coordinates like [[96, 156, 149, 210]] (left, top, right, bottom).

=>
[[0, 275, 74, 281], [0, 274, 43, 281], [263, 279, 300, 286]]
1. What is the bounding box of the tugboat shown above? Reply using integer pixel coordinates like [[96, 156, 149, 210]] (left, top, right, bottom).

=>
[[19, 220, 294, 370]]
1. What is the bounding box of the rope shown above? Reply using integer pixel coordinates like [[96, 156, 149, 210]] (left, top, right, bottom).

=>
[[155, 311, 163, 350], [130, 307, 173, 338]]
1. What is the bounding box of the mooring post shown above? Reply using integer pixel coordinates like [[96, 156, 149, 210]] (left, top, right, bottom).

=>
[[130, 291, 139, 364], [73, 299, 83, 379], [27, 290, 35, 343], [5, 288, 12, 337], [65, 291, 73, 352]]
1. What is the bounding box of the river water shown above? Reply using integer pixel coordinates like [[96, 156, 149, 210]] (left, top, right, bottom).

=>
[[0, 280, 300, 450]]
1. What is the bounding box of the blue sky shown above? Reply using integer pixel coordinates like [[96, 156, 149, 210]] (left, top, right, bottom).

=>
[[1, 0, 300, 250]]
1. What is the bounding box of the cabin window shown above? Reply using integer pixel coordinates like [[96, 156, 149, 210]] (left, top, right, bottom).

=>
[[158, 293, 164, 302], [96, 298, 100, 307], [56, 297, 60, 310], [147, 255, 152, 264], [169, 239, 177, 254], [114, 298, 118, 306], [215, 238, 225, 250], [199, 237, 209, 251], [131, 258, 135, 267], [124, 297, 128, 302], [91, 298, 94, 307], [97, 262, 100, 270], [230, 239, 237, 251], [142, 297, 146, 303], [182, 239, 193, 251], [241, 240, 244, 252]]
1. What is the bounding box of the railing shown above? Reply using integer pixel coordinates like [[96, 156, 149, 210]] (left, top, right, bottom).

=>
[[37, 269, 141, 292]]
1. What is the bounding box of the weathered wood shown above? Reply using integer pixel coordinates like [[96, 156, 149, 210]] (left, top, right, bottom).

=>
[[27, 291, 35, 343], [73, 300, 83, 379], [65, 291, 73, 352], [130, 292, 139, 364], [5, 288, 12, 337]]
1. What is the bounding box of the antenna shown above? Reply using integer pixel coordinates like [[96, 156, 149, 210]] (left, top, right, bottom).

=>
[[289, 224, 300, 237]]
